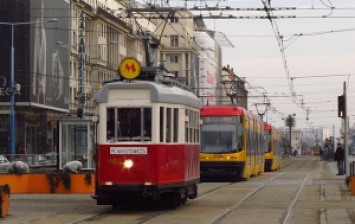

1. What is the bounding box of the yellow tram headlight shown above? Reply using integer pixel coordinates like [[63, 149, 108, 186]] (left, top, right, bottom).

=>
[[200, 156, 209, 160], [123, 159, 134, 169]]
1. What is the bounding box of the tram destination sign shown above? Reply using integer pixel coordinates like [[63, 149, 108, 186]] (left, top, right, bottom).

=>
[[202, 116, 238, 124], [110, 147, 147, 155]]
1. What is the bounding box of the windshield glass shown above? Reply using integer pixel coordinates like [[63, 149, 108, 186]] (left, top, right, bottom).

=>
[[264, 132, 271, 153], [200, 116, 243, 154], [107, 107, 152, 142]]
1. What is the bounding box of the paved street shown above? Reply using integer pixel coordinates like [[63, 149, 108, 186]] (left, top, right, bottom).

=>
[[2, 156, 354, 224]]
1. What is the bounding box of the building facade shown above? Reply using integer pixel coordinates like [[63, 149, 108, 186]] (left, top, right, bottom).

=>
[[0, 0, 229, 156], [0, 0, 70, 155]]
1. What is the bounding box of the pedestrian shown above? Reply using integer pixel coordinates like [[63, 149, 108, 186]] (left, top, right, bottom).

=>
[[319, 148, 323, 160], [334, 143, 345, 175]]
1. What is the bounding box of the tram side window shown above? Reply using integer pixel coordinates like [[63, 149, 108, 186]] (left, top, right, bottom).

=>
[[189, 110, 193, 143], [193, 111, 199, 143], [107, 108, 115, 141], [143, 108, 152, 140], [184, 109, 199, 144], [185, 109, 189, 143], [166, 108, 172, 143], [247, 122, 252, 153], [173, 108, 179, 142], [160, 107, 164, 142], [237, 118, 244, 152], [185, 110, 190, 142]]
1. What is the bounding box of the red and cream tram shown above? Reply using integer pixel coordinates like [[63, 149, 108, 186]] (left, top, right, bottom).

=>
[[93, 73, 202, 208], [200, 106, 265, 180]]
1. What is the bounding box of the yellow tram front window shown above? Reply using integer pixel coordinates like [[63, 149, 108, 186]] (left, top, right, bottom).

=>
[[264, 132, 271, 153], [200, 116, 243, 154]]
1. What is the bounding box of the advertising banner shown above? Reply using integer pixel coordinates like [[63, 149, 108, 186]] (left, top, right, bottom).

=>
[[30, 0, 70, 110], [0, 0, 69, 111]]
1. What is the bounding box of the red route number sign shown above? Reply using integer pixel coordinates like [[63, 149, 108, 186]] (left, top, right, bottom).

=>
[[119, 57, 141, 79]]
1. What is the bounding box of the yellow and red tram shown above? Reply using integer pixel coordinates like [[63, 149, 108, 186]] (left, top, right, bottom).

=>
[[263, 123, 282, 171], [200, 106, 265, 180]]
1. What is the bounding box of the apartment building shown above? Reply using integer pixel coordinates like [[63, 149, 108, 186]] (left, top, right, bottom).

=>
[[0, 0, 225, 155]]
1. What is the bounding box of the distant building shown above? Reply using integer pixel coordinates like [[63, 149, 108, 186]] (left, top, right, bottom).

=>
[[219, 66, 248, 109], [283, 128, 303, 155]]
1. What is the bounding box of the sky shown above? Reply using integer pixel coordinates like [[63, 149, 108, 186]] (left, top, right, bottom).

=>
[[136, 0, 355, 136], [185, 0, 355, 135]]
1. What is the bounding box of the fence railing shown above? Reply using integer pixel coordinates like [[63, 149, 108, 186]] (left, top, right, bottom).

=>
[[0, 153, 94, 173]]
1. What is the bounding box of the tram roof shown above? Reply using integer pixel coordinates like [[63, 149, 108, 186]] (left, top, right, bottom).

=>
[[96, 81, 202, 109], [264, 122, 272, 130], [201, 106, 247, 116], [200, 105, 262, 121], [264, 122, 275, 130]]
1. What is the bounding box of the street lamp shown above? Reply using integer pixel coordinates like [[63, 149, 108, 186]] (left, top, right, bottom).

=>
[[56, 40, 117, 119], [0, 18, 58, 158]]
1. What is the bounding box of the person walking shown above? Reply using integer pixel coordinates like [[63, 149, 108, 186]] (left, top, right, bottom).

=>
[[334, 143, 345, 175]]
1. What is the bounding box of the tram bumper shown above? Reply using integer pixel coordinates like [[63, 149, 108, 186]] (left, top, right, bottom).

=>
[[96, 184, 160, 205], [200, 161, 245, 178]]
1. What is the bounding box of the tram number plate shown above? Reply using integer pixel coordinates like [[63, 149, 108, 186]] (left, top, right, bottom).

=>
[[110, 147, 148, 154], [213, 154, 223, 159]]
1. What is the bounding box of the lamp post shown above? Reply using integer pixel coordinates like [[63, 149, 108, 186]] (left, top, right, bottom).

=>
[[0, 18, 57, 158], [56, 40, 117, 119]]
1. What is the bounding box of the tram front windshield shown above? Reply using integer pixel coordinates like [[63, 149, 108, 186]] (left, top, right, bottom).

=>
[[264, 132, 271, 153], [200, 116, 243, 154], [106, 107, 152, 142]]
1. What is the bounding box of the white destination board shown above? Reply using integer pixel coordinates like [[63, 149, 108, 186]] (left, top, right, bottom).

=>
[[110, 147, 148, 155]]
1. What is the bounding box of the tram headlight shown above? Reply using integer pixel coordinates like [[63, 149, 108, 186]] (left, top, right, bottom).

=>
[[200, 156, 209, 160], [123, 159, 134, 169]]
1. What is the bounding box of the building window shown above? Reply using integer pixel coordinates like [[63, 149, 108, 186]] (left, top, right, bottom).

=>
[[169, 54, 178, 63], [170, 35, 179, 47], [74, 62, 77, 78], [73, 31, 77, 45]]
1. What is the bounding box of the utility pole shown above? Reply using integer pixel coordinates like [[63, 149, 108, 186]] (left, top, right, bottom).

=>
[[343, 81, 349, 175], [78, 12, 86, 119]]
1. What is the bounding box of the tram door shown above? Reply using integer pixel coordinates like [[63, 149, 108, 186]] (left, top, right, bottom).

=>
[[58, 120, 93, 170]]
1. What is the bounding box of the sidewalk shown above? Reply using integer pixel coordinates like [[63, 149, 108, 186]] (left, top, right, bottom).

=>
[[3, 194, 95, 224]]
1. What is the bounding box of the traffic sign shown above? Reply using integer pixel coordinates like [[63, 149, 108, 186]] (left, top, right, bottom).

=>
[[119, 57, 141, 79]]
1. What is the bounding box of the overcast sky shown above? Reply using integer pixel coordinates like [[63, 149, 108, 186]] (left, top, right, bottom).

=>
[[140, 0, 355, 136], [186, 0, 355, 135]]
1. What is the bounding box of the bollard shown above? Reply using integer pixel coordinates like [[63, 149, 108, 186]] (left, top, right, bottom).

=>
[[0, 184, 10, 218]]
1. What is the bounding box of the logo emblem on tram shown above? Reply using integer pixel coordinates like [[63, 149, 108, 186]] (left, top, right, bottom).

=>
[[119, 57, 141, 79]]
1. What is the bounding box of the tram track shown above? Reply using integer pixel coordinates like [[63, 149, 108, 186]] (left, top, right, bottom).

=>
[[209, 173, 285, 224], [22, 158, 320, 224], [208, 158, 318, 224], [76, 173, 286, 224], [65, 182, 236, 224], [280, 159, 317, 224]]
